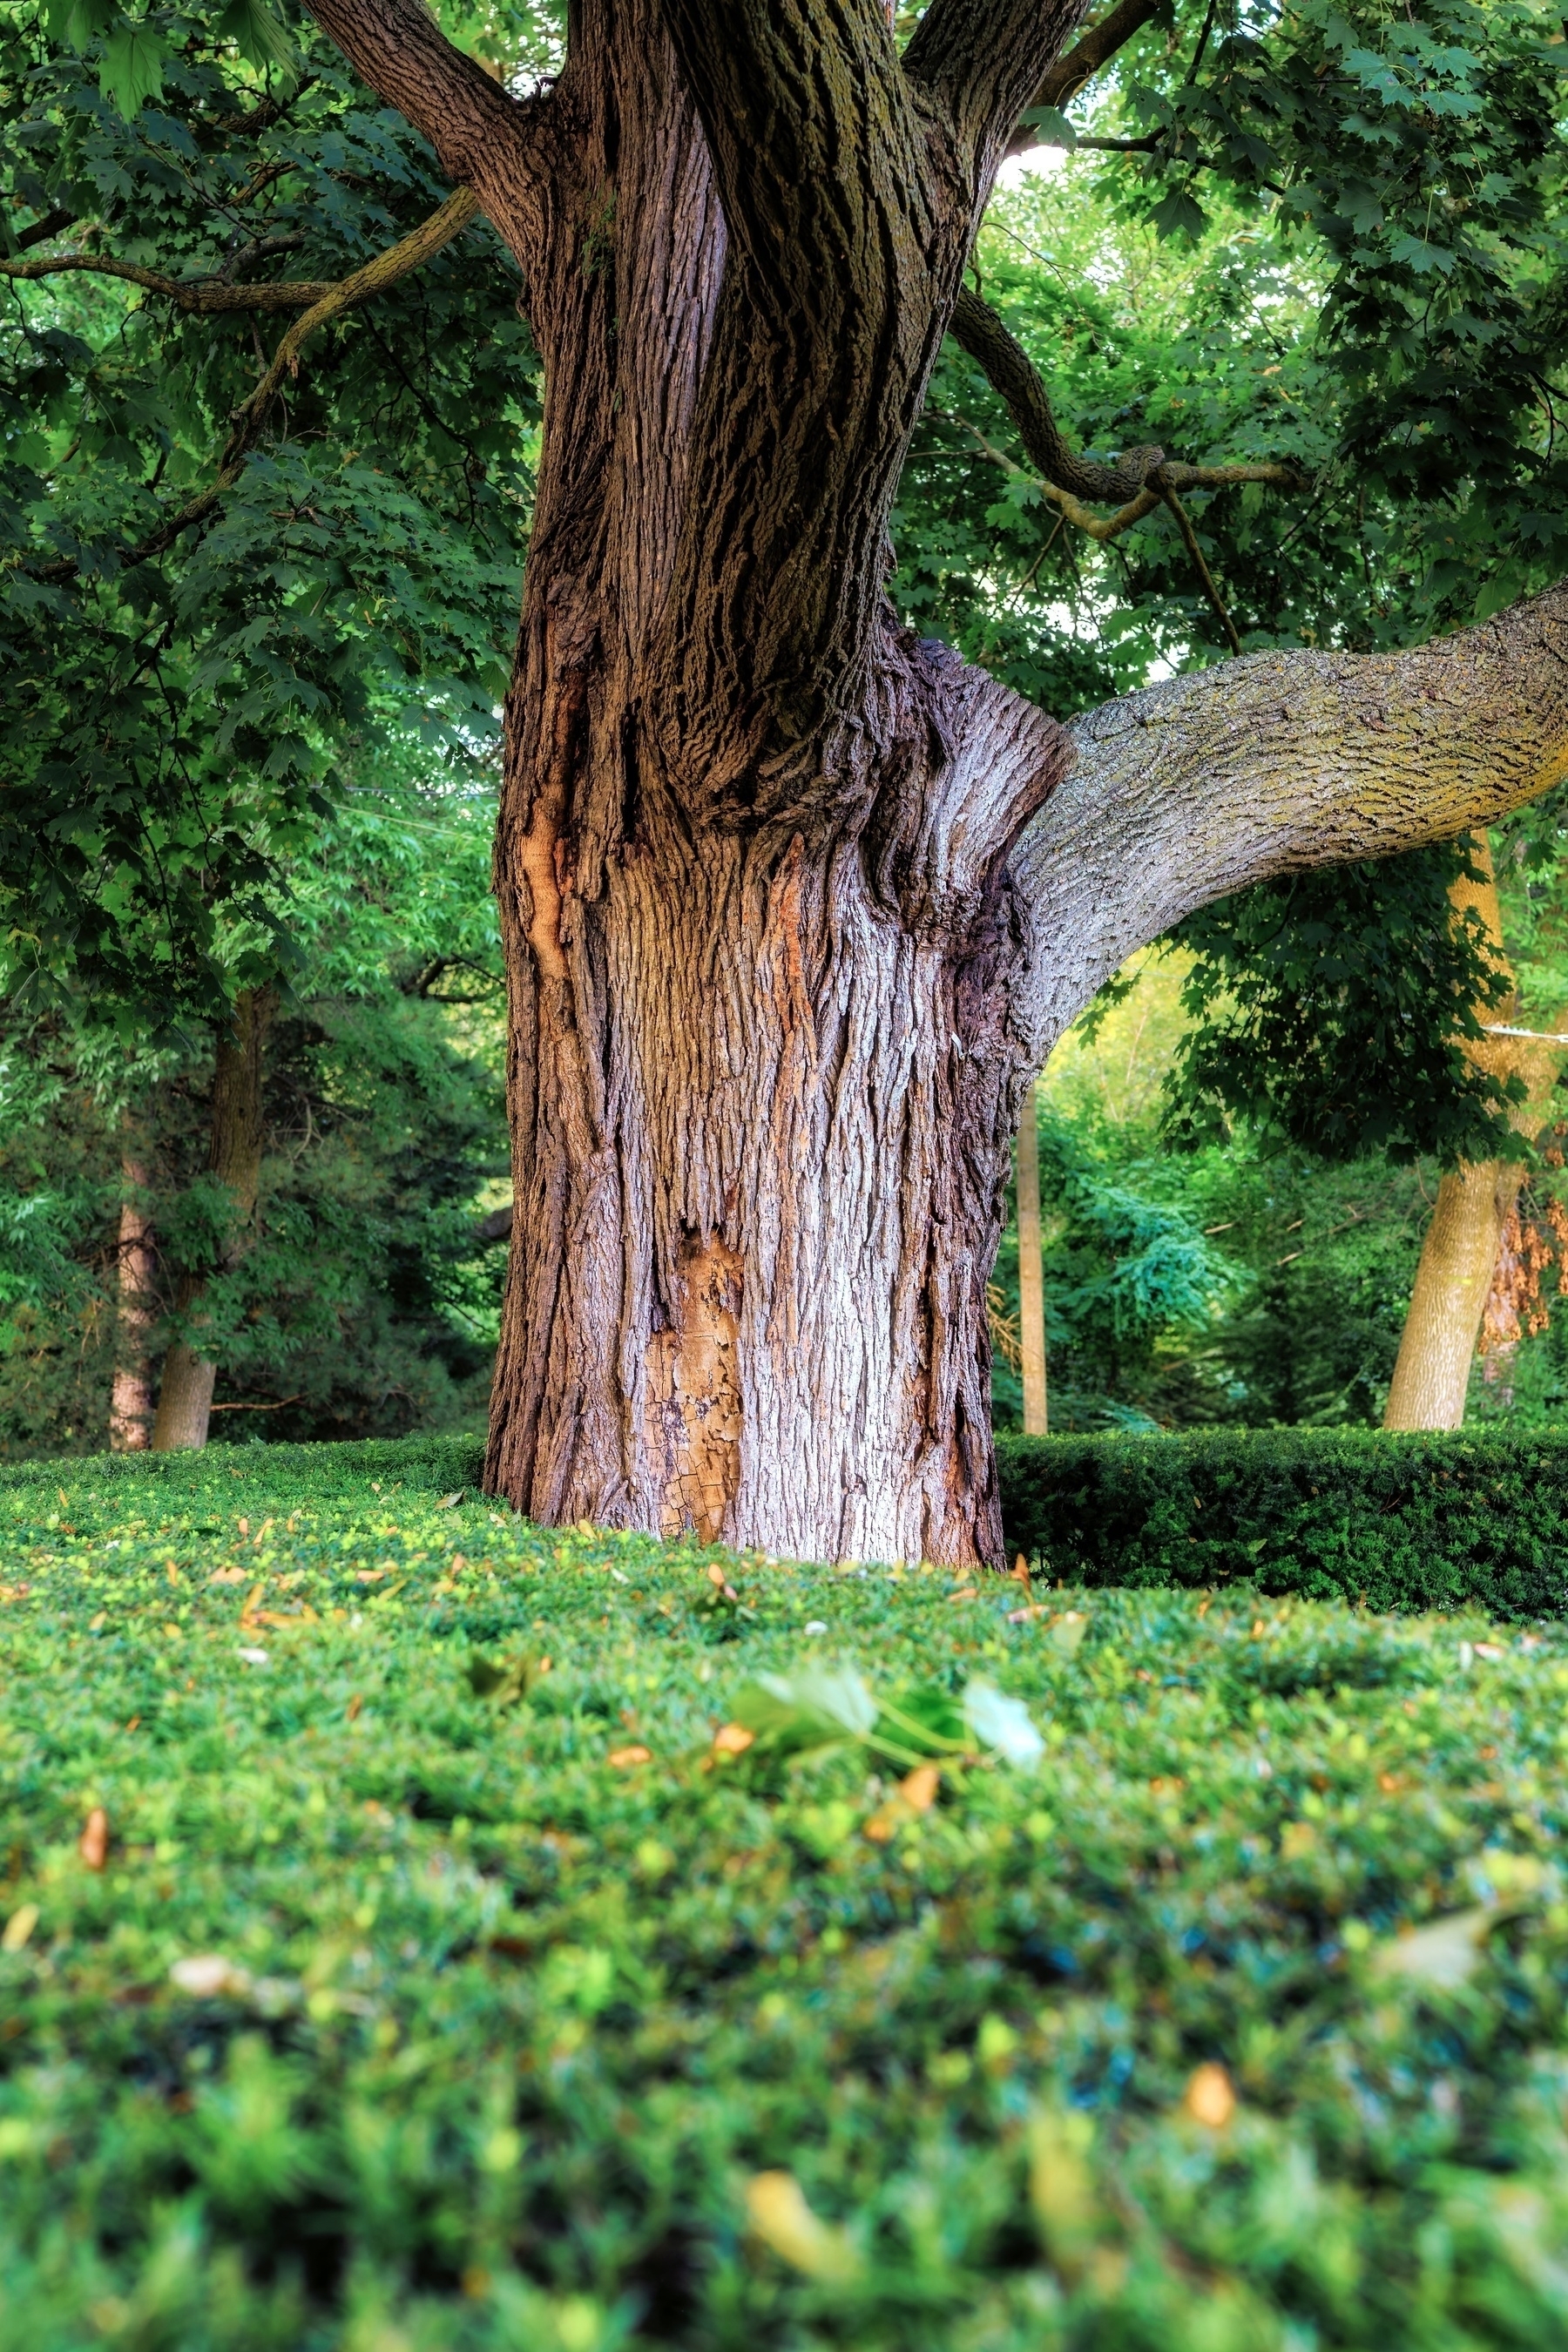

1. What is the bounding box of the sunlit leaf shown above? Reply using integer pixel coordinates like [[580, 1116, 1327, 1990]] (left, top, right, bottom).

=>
[[744, 2172, 861, 2283]]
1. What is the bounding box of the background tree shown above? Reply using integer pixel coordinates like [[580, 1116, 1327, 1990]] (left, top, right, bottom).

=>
[[0, 743, 507, 1456]]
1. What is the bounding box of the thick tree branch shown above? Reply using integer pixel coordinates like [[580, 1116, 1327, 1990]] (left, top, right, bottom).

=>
[[24, 187, 479, 584], [902, 0, 1090, 167], [951, 282, 1166, 500], [1006, 0, 1162, 153], [0, 252, 335, 311], [301, 0, 558, 266], [1011, 585, 1568, 1056]]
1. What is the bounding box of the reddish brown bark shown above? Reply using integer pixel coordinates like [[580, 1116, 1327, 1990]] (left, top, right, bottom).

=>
[[109, 1151, 158, 1451], [301, 0, 1568, 1563], [152, 987, 274, 1452]]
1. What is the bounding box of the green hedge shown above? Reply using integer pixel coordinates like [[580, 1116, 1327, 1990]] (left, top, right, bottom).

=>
[[7, 1450, 1568, 2347], [16, 1427, 1568, 1618], [997, 1428, 1568, 1619]]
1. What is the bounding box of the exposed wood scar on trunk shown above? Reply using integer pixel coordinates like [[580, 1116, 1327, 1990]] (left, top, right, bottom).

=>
[[516, 611, 591, 983], [645, 1236, 742, 1540]]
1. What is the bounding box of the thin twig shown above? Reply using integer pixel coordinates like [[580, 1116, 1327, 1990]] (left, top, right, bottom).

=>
[[20, 186, 482, 585], [0, 251, 335, 312], [1160, 485, 1242, 654]]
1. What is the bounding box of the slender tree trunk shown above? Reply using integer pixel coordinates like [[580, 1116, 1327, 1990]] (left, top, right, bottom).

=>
[[152, 987, 274, 1453], [302, 0, 1568, 1563], [1382, 836, 1556, 1429], [1016, 1078, 1048, 1434], [109, 1151, 158, 1450], [1383, 1161, 1522, 1429]]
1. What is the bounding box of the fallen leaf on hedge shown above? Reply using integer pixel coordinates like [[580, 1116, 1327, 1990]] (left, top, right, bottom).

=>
[[734, 1668, 878, 1757], [608, 1745, 652, 1767], [1469, 1850, 1549, 1903], [745, 2171, 861, 2282], [2, 1903, 38, 1952], [1049, 1611, 1088, 1657], [1028, 2109, 1098, 2280], [712, 1722, 755, 1755], [963, 1680, 1044, 1767], [436, 1492, 463, 1510], [1370, 1907, 1497, 1990], [88, 1611, 106, 1632], [78, 1808, 109, 1870], [171, 1955, 251, 1997], [901, 1764, 940, 1813], [1182, 2063, 1235, 2128], [946, 1585, 979, 1603], [347, 1694, 363, 1720], [467, 1649, 550, 1706]]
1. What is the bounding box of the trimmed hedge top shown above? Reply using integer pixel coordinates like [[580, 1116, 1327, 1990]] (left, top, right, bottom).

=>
[[4, 1445, 1568, 2346], [998, 1427, 1568, 1620]]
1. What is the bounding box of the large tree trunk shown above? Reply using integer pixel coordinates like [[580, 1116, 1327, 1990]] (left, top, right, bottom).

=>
[[304, 0, 1568, 1563], [152, 987, 274, 1452], [109, 1148, 158, 1451]]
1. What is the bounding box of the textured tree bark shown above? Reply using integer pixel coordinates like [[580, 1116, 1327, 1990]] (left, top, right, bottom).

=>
[[1015, 1080, 1048, 1434], [303, 0, 1568, 1562], [152, 987, 274, 1453], [109, 1151, 158, 1451], [1382, 837, 1560, 1429], [1382, 1163, 1518, 1430]]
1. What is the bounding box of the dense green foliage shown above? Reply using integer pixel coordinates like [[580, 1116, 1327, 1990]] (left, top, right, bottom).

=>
[[5, 1442, 1568, 2346], [997, 1425, 1568, 1618], [1, 0, 538, 1017], [0, 751, 507, 1456]]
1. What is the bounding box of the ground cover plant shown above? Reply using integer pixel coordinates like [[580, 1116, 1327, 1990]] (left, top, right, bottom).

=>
[[4, 1443, 1568, 2346]]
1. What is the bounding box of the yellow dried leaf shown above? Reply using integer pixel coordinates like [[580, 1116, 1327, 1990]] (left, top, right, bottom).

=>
[[1182, 2063, 1235, 2128], [744, 2170, 861, 2282], [2, 1903, 38, 1952], [78, 1807, 109, 1871], [712, 1722, 755, 1756], [899, 1764, 940, 1814], [1370, 1907, 1497, 1990], [607, 1745, 652, 1768], [347, 1694, 363, 1721], [88, 1612, 106, 1632]]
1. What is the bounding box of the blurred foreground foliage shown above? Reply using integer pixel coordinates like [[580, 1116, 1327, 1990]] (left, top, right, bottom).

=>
[[4, 1439, 1568, 2346]]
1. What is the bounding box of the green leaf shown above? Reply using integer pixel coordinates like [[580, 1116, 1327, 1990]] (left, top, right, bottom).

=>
[[1017, 105, 1078, 151], [216, 0, 298, 83], [44, 0, 115, 48], [732, 1667, 878, 1757], [98, 21, 166, 118], [1149, 189, 1206, 243], [963, 1680, 1044, 1767]]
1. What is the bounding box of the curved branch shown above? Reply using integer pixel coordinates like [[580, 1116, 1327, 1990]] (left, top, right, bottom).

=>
[[0, 252, 335, 311], [301, 0, 559, 267], [1007, 0, 1163, 154], [951, 282, 1166, 501], [24, 186, 480, 584], [902, 0, 1088, 166], [1011, 585, 1568, 1057]]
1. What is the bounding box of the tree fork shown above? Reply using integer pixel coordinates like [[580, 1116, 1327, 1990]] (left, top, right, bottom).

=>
[[300, 0, 1568, 1563]]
